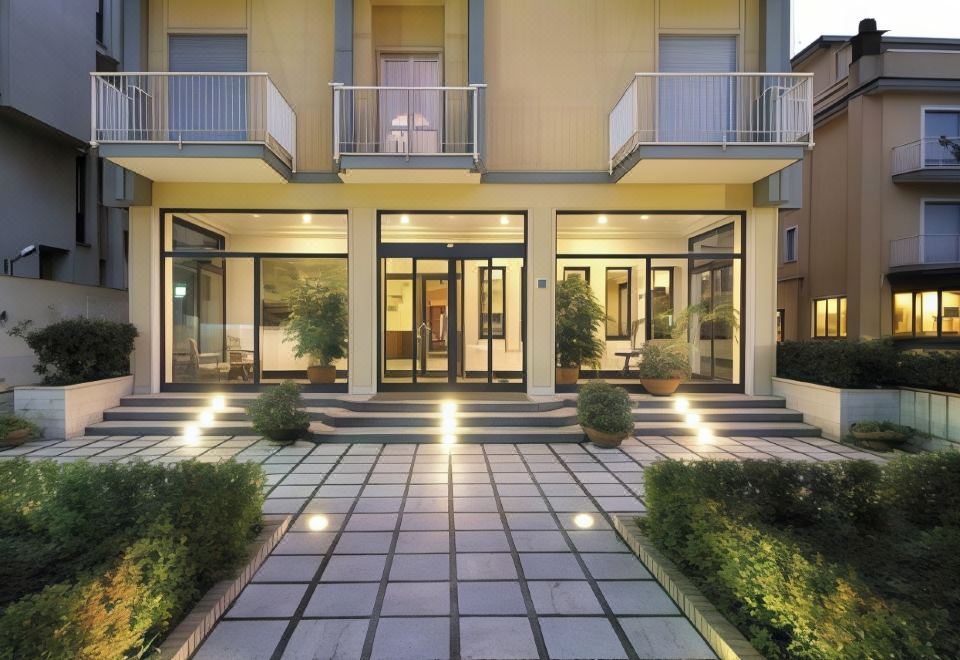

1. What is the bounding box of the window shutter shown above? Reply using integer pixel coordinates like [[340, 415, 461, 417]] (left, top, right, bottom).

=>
[[168, 35, 248, 72], [658, 36, 737, 73]]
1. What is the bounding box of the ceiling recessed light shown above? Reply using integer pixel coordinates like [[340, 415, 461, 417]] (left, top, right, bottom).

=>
[[500, 215, 509, 225], [252, 213, 261, 218], [302, 213, 312, 224], [400, 215, 410, 224], [640, 214, 651, 220], [597, 215, 608, 225]]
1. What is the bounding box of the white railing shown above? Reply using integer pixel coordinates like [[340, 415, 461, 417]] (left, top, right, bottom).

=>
[[331, 84, 481, 161], [890, 235, 960, 268], [90, 72, 297, 170], [892, 137, 960, 176], [609, 73, 814, 171]]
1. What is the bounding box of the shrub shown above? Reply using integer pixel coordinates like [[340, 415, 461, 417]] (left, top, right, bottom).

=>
[[8, 318, 138, 385], [849, 420, 914, 435], [0, 459, 263, 657], [634, 343, 691, 379], [555, 277, 606, 369], [247, 381, 311, 441], [777, 339, 960, 393], [576, 381, 634, 435], [0, 414, 41, 443], [641, 455, 960, 658]]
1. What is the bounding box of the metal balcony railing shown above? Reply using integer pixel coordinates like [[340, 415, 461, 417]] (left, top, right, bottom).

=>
[[892, 137, 960, 176], [890, 235, 960, 268], [608, 73, 814, 171], [332, 84, 481, 162], [90, 72, 297, 170]]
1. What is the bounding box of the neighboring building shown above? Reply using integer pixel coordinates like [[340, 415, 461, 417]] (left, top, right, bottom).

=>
[[779, 19, 960, 347], [90, 0, 811, 396]]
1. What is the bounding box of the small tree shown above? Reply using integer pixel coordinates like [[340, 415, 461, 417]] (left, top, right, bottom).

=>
[[281, 280, 348, 367], [555, 277, 607, 370]]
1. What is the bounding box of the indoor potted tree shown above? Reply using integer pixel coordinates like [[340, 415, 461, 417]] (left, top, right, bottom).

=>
[[282, 279, 348, 384], [576, 381, 634, 447], [247, 381, 311, 443], [555, 276, 607, 385], [635, 343, 691, 396]]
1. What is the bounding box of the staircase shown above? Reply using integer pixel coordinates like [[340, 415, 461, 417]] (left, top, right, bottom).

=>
[[86, 393, 822, 442]]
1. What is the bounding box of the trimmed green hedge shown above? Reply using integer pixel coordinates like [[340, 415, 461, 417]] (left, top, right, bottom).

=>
[[777, 339, 960, 392], [642, 454, 960, 659], [0, 459, 264, 658]]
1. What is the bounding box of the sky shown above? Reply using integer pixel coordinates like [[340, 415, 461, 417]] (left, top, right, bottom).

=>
[[792, 0, 960, 55]]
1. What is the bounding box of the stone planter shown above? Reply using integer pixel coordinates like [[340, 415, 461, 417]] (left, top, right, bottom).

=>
[[771, 377, 900, 441], [556, 366, 580, 385], [640, 378, 683, 396], [850, 428, 910, 452], [582, 426, 629, 448], [307, 365, 336, 384], [0, 428, 32, 447], [14, 375, 133, 440]]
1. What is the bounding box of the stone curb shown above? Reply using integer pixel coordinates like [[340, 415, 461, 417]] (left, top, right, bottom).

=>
[[157, 514, 292, 660], [611, 514, 763, 660]]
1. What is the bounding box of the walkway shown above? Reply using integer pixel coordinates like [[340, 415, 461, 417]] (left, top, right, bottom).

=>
[[2, 433, 881, 659]]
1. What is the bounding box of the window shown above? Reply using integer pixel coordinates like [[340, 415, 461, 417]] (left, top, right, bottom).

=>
[[776, 309, 785, 343], [75, 157, 87, 244], [651, 267, 674, 339], [605, 268, 631, 339], [172, 217, 225, 250], [894, 289, 960, 338], [96, 0, 105, 44], [783, 226, 798, 263], [479, 266, 505, 339], [563, 267, 590, 283], [813, 296, 847, 338], [924, 202, 960, 235], [924, 110, 960, 167]]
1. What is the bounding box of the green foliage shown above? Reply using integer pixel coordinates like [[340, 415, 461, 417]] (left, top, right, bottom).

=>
[[849, 420, 914, 435], [671, 301, 740, 342], [555, 277, 607, 369], [0, 415, 41, 443], [0, 459, 263, 658], [8, 318, 138, 385], [246, 381, 311, 441], [777, 339, 960, 393], [641, 455, 960, 658], [282, 279, 348, 366], [634, 342, 691, 380], [576, 381, 634, 435]]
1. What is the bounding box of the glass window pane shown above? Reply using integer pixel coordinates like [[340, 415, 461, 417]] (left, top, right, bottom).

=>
[[826, 298, 839, 337], [815, 300, 827, 337], [893, 293, 913, 336], [605, 268, 631, 339], [382, 258, 414, 383], [916, 291, 939, 336], [651, 268, 674, 339], [941, 291, 960, 336], [839, 298, 847, 337], [924, 202, 960, 236], [491, 258, 524, 383], [171, 217, 225, 250], [479, 267, 505, 339]]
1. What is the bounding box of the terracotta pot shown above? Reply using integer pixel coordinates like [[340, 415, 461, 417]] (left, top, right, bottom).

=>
[[582, 426, 629, 448], [641, 378, 683, 396], [0, 428, 32, 446], [307, 365, 336, 384], [556, 366, 580, 385]]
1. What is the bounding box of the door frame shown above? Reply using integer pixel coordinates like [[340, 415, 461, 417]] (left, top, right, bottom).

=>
[[376, 211, 528, 392]]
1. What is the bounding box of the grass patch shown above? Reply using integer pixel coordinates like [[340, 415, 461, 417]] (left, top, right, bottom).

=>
[[640, 454, 960, 659], [0, 458, 264, 659]]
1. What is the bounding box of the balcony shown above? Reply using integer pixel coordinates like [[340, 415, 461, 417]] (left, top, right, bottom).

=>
[[890, 235, 960, 269], [332, 84, 481, 183], [91, 72, 296, 183], [892, 137, 960, 182], [608, 73, 814, 184]]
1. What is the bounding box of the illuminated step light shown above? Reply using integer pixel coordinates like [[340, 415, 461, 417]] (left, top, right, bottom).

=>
[[211, 395, 226, 412], [697, 426, 714, 444], [673, 398, 689, 413], [573, 513, 595, 529], [183, 424, 199, 444], [441, 401, 458, 416], [684, 413, 700, 427], [441, 434, 457, 445], [199, 410, 214, 427]]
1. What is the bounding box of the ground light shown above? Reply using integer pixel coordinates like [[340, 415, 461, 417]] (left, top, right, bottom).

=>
[[183, 425, 200, 444], [307, 515, 329, 531], [673, 398, 689, 412], [684, 413, 701, 427], [573, 513, 595, 529], [441, 401, 458, 416], [697, 427, 714, 444], [199, 410, 215, 427], [442, 434, 457, 445], [211, 395, 226, 412]]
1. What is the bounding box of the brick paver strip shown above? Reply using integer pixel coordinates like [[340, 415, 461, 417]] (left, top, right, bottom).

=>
[[2, 432, 883, 659]]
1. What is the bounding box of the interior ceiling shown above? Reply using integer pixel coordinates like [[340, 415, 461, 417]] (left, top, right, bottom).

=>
[[557, 214, 736, 239], [182, 213, 348, 237]]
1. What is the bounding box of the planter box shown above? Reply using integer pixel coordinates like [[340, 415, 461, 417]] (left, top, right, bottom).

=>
[[15, 375, 133, 440], [772, 377, 899, 440]]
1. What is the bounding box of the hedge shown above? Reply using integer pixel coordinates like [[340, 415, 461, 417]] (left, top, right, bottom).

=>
[[0, 459, 264, 659], [777, 339, 960, 392], [641, 454, 960, 659]]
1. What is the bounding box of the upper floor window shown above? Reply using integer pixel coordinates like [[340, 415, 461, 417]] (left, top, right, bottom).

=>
[[924, 202, 960, 236], [923, 110, 960, 167], [96, 0, 105, 45], [783, 226, 798, 263], [776, 309, 785, 343], [813, 296, 847, 338], [894, 290, 960, 338]]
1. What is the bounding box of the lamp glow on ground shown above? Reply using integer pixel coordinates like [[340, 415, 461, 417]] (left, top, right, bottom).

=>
[[673, 398, 689, 413], [573, 513, 595, 529], [183, 425, 199, 444], [198, 410, 215, 427], [441, 434, 457, 445], [697, 426, 714, 444], [684, 413, 701, 427], [307, 515, 328, 531], [211, 395, 226, 412]]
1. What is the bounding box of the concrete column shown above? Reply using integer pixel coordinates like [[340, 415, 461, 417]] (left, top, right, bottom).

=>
[[527, 207, 555, 395], [128, 205, 159, 394], [747, 206, 778, 395], [349, 208, 377, 394]]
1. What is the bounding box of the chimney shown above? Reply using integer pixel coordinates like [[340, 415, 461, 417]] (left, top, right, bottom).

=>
[[850, 18, 887, 62]]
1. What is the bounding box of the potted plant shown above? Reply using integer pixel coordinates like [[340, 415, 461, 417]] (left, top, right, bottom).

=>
[[247, 381, 311, 443], [635, 343, 691, 396], [577, 381, 634, 447], [282, 279, 348, 384], [555, 277, 607, 385], [849, 421, 914, 452], [0, 415, 41, 447]]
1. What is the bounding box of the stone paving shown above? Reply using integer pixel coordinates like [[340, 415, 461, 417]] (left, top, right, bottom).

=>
[[1, 433, 882, 659]]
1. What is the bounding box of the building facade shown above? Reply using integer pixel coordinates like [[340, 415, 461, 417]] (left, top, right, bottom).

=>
[[92, 0, 810, 396], [778, 20, 960, 347]]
